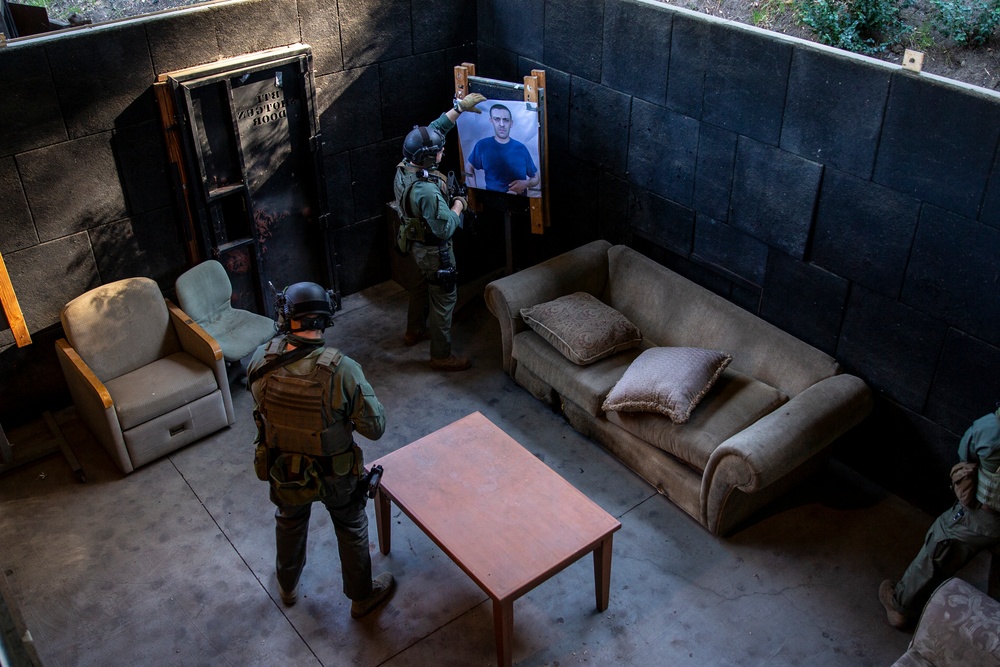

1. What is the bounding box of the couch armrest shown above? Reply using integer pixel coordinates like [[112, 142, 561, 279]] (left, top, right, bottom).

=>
[[166, 300, 235, 425], [895, 577, 1000, 666], [484, 239, 612, 375], [55, 338, 134, 473], [701, 373, 873, 534]]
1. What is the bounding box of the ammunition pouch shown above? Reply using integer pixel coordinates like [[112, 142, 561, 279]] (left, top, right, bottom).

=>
[[270, 453, 325, 505]]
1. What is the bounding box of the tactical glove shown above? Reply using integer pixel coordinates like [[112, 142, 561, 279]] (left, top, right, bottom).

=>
[[452, 196, 469, 212], [455, 93, 487, 114]]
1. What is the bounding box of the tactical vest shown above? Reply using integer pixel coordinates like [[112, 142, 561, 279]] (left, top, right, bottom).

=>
[[977, 465, 1000, 510], [396, 162, 448, 244], [255, 340, 354, 458]]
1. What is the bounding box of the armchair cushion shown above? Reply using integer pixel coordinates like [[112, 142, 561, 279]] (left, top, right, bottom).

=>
[[105, 352, 221, 430], [520, 292, 642, 366], [602, 347, 733, 423]]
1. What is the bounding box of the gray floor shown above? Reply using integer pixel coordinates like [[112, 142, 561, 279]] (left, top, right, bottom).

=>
[[0, 281, 989, 666]]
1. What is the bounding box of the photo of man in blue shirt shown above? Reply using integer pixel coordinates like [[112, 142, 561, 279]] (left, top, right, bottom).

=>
[[463, 103, 540, 196]]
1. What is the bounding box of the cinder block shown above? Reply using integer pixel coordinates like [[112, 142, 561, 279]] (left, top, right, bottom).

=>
[[379, 52, 451, 140], [494, 0, 543, 61], [413, 0, 476, 55], [214, 0, 303, 60], [729, 137, 821, 259], [838, 285, 948, 412], [902, 205, 1000, 347], [759, 251, 847, 355], [599, 173, 630, 245], [551, 150, 601, 242], [147, 6, 220, 74], [479, 0, 496, 47], [602, 0, 671, 105], [4, 232, 100, 332], [666, 13, 711, 119], [568, 77, 630, 176], [0, 47, 66, 157], [351, 138, 406, 222], [324, 151, 355, 230], [89, 209, 186, 289], [980, 144, 1000, 230], [45, 24, 154, 138], [544, 0, 604, 82], [477, 44, 519, 83], [781, 48, 890, 179], [316, 66, 382, 156], [692, 215, 768, 287], [693, 123, 737, 222], [0, 157, 37, 254], [925, 329, 1000, 435], [701, 23, 792, 145], [340, 0, 412, 69], [874, 72, 1000, 219], [811, 168, 919, 298], [17, 133, 127, 242], [628, 185, 695, 256], [628, 99, 698, 206], [333, 218, 389, 295], [298, 0, 345, 77], [113, 121, 172, 216]]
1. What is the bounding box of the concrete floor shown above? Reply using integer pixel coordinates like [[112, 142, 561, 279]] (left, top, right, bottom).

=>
[[0, 280, 989, 666]]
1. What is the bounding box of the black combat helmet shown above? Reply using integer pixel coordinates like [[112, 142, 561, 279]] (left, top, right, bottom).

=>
[[402, 125, 445, 168], [276, 282, 335, 332]]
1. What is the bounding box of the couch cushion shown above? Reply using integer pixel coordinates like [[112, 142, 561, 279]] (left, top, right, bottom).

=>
[[602, 347, 732, 423], [512, 329, 646, 416], [520, 292, 642, 366], [105, 351, 220, 430], [605, 368, 788, 472]]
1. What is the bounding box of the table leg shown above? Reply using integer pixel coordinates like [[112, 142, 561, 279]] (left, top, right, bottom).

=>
[[374, 487, 391, 555], [593, 535, 613, 611], [493, 597, 513, 667]]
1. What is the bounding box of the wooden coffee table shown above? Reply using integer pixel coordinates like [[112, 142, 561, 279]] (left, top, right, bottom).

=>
[[372, 411, 621, 667]]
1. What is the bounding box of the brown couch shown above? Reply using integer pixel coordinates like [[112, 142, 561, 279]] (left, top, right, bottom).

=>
[[484, 240, 873, 535]]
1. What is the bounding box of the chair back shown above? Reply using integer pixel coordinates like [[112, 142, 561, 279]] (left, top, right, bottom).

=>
[[61, 277, 180, 381], [175, 260, 232, 325]]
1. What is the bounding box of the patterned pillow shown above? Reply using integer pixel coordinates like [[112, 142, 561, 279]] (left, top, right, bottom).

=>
[[602, 347, 733, 423], [519, 292, 642, 366]]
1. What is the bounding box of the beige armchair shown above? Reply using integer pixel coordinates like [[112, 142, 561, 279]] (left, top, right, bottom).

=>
[[55, 277, 235, 474]]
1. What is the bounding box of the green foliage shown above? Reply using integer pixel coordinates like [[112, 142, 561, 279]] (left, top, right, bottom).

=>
[[930, 0, 1000, 45], [795, 0, 913, 53]]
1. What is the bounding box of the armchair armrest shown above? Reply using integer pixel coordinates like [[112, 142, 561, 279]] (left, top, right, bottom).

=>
[[484, 239, 612, 374], [55, 338, 133, 473], [167, 299, 223, 366], [701, 373, 873, 534]]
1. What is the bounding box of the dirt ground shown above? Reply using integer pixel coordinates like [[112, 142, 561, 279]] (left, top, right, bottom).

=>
[[42, 0, 1000, 92], [666, 0, 1000, 91]]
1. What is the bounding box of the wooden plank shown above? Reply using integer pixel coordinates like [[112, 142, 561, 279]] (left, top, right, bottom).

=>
[[0, 251, 31, 347], [531, 69, 551, 229], [454, 63, 480, 213], [523, 75, 545, 234], [153, 81, 202, 264]]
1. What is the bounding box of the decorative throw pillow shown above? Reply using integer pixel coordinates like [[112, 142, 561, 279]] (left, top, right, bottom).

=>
[[519, 292, 642, 366], [602, 347, 733, 423]]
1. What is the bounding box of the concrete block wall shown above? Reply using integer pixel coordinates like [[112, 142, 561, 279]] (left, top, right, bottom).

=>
[[479, 0, 1000, 510], [0, 0, 476, 422]]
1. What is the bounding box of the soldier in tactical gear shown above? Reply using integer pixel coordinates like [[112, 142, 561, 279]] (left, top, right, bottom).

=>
[[879, 405, 1000, 629], [393, 92, 487, 372], [248, 282, 394, 618]]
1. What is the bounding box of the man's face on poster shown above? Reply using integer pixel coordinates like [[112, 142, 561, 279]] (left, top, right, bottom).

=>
[[490, 106, 512, 141]]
